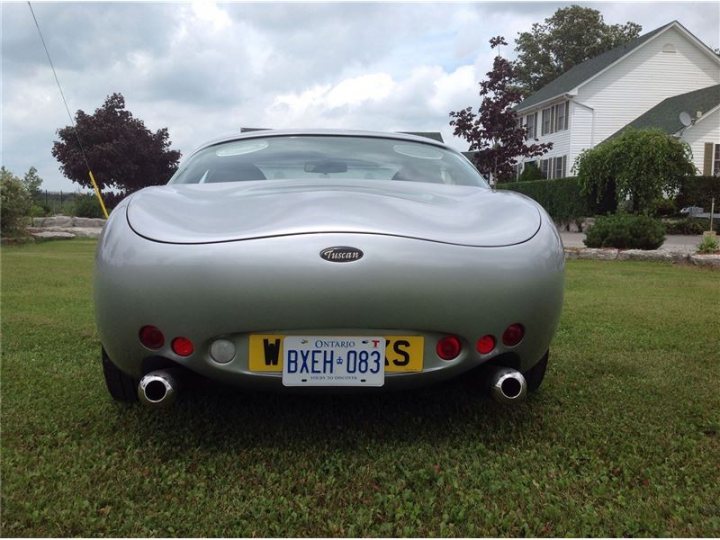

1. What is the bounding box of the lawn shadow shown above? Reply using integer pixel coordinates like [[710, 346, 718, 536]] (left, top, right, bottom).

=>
[[114, 377, 545, 454]]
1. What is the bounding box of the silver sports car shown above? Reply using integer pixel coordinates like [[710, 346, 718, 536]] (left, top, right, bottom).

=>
[[95, 130, 564, 407]]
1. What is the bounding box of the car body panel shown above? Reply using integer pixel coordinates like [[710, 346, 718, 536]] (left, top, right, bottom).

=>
[[127, 180, 541, 246], [96, 206, 564, 389], [95, 130, 565, 393]]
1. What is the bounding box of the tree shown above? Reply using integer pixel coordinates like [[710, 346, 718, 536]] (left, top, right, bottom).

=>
[[21, 166, 43, 199], [575, 128, 696, 215], [52, 93, 181, 194], [1, 167, 32, 234], [513, 6, 642, 95], [450, 36, 552, 183]]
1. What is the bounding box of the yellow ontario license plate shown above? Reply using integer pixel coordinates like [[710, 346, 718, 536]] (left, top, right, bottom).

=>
[[249, 334, 424, 373]]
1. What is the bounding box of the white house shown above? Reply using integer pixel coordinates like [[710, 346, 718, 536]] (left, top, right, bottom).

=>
[[514, 21, 720, 179]]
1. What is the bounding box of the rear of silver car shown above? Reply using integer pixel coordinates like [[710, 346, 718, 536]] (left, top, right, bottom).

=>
[[96, 197, 563, 397], [95, 132, 564, 405]]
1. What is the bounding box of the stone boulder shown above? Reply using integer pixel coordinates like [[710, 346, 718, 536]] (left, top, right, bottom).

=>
[[616, 250, 686, 263], [31, 231, 75, 240], [690, 254, 720, 269], [34, 216, 73, 228], [72, 217, 106, 228]]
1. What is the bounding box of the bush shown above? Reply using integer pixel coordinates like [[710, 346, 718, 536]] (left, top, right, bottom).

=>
[[584, 214, 665, 250], [652, 198, 676, 217], [697, 235, 719, 254], [675, 176, 720, 212], [663, 218, 720, 235], [1, 176, 32, 234], [29, 204, 50, 218], [73, 194, 105, 218], [499, 177, 591, 226], [517, 163, 544, 182]]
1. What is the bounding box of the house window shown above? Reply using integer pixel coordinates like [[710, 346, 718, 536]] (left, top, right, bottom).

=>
[[555, 102, 569, 131], [526, 112, 537, 140], [540, 159, 549, 179], [703, 142, 720, 175], [540, 156, 568, 179], [541, 101, 568, 135], [542, 108, 552, 135]]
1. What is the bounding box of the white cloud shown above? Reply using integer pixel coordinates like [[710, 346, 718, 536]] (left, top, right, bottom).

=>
[[1, 1, 718, 191], [191, 1, 232, 31]]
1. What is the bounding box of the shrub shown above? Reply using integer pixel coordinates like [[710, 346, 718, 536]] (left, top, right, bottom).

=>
[[499, 177, 591, 226], [1, 176, 32, 234], [73, 194, 105, 218], [663, 218, 720, 235], [652, 198, 676, 217], [29, 204, 50, 218], [584, 214, 665, 250], [697, 235, 719, 254], [518, 163, 544, 182]]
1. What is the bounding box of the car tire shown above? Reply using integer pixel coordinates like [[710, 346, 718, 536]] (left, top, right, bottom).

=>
[[523, 350, 549, 392], [102, 348, 138, 402]]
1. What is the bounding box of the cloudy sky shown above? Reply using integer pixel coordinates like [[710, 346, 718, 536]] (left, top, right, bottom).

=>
[[2, 1, 718, 191]]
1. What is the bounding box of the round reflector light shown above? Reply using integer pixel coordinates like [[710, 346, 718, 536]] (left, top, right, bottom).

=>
[[476, 335, 496, 355], [436, 335, 462, 360], [171, 337, 194, 357], [209, 339, 236, 364], [502, 324, 525, 347], [139, 325, 164, 349]]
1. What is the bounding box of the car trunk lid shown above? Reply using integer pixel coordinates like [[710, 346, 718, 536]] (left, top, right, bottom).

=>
[[126, 179, 541, 247]]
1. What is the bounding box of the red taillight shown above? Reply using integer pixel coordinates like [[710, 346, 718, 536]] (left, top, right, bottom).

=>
[[502, 324, 525, 347], [476, 335, 496, 354], [171, 337, 194, 357], [436, 335, 462, 360], [139, 325, 164, 349]]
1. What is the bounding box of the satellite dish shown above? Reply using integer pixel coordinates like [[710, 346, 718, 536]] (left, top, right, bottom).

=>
[[679, 111, 693, 127]]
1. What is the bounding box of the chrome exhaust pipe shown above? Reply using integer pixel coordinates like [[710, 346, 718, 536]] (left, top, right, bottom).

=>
[[487, 366, 528, 404], [137, 369, 180, 407]]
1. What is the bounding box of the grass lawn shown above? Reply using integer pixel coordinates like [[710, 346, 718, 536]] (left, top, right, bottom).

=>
[[1, 240, 718, 537]]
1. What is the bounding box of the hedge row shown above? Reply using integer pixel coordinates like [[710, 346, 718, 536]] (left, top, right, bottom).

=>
[[497, 177, 591, 224], [498, 175, 720, 223], [675, 176, 720, 212]]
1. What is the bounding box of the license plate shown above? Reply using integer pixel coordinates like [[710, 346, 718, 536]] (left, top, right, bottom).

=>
[[248, 334, 424, 376], [282, 336, 385, 387]]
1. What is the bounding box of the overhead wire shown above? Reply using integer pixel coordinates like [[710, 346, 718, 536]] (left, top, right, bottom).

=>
[[27, 1, 109, 218]]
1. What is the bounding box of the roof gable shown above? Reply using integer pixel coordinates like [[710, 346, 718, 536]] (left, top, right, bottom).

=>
[[515, 21, 714, 112], [609, 83, 720, 138]]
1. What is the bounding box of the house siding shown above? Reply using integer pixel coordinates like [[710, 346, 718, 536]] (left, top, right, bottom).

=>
[[519, 99, 572, 177], [579, 26, 720, 145], [515, 23, 720, 178], [568, 101, 594, 173], [682, 107, 720, 174]]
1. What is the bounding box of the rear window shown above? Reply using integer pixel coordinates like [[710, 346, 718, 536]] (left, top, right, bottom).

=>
[[169, 135, 489, 188]]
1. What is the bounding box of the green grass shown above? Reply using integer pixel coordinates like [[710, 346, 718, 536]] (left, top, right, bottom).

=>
[[1, 240, 719, 537]]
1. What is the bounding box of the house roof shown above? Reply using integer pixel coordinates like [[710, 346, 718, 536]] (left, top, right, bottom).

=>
[[610, 83, 720, 137], [515, 22, 675, 111]]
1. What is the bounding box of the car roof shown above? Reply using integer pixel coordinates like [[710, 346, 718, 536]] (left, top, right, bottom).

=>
[[190, 129, 452, 157]]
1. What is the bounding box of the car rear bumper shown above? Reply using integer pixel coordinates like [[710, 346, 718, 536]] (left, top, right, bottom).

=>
[[95, 210, 564, 388]]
